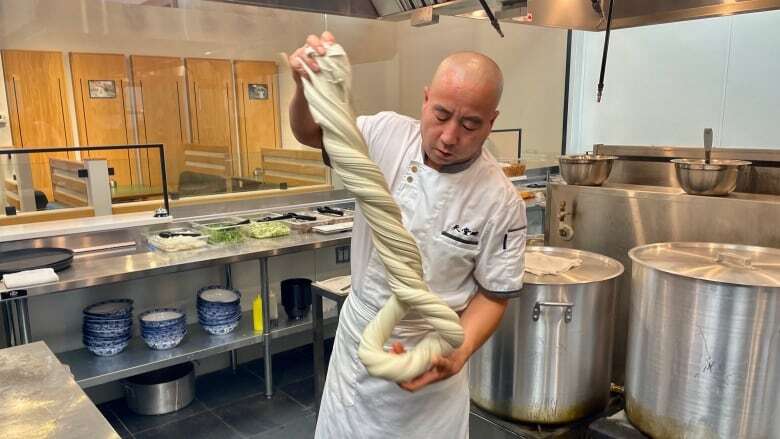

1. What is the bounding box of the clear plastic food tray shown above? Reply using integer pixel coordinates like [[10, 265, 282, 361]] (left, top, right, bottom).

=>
[[148, 227, 209, 252], [192, 217, 247, 245]]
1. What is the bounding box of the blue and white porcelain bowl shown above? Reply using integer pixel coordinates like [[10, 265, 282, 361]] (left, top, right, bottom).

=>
[[197, 308, 240, 320], [197, 286, 241, 305], [198, 313, 240, 325], [86, 339, 130, 357], [141, 324, 186, 339], [84, 299, 134, 318], [197, 286, 241, 335], [83, 317, 132, 328], [83, 325, 131, 338], [83, 333, 131, 345], [141, 323, 185, 334], [200, 320, 240, 335], [142, 329, 187, 350], [139, 308, 186, 328], [138, 308, 187, 350], [82, 299, 134, 356]]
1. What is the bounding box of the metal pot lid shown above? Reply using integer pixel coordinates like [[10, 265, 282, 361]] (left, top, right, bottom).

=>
[[629, 242, 780, 288], [524, 246, 624, 285]]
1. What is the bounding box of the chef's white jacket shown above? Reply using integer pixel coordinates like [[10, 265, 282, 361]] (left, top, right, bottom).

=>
[[315, 111, 526, 439]]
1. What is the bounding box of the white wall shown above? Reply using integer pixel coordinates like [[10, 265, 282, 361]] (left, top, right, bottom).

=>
[[395, 16, 568, 162], [567, 10, 780, 153]]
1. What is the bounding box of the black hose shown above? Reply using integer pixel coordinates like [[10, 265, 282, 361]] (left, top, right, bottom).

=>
[[597, 0, 615, 102]]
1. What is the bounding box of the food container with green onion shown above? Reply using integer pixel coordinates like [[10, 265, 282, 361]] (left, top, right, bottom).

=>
[[241, 220, 291, 239], [193, 217, 247, 245]]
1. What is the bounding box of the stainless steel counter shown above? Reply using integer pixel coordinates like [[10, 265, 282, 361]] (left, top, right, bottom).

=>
[[0, 219, 351, 397], [0, 229, 351, 299], [0, 341, 118, 439]]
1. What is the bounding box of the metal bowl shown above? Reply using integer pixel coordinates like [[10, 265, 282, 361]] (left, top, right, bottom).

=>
[[671, 159, 751, 196], [559, 155, 618, 186]]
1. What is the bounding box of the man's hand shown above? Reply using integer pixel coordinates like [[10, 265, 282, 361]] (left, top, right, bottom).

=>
[[387, 291, 508, 393], [390, 342, 469, 392], [287, 32, 336, 148], [288, 31, 337, 82]]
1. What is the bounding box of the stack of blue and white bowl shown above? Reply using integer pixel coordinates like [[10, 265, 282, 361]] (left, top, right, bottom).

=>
[[83, 299, 133, 357], [197, 286, 241, 335], [138, 308, 187, 350]]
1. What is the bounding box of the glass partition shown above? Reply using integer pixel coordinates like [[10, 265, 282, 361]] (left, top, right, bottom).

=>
[[1, 145, 170, 217]]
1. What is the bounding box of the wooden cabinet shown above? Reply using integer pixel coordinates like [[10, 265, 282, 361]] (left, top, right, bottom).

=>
[[234, 60, 280, 177], [131, 55, 187, 187], [70, 52, 137, 186], [185, 58, 237, 176], [2, 50, 74, 201]]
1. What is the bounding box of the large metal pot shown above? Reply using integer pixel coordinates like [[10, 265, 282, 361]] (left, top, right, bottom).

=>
[[122, 362, 195, 415], [469, 247, 623, 423], [627, 242, 780, 438]]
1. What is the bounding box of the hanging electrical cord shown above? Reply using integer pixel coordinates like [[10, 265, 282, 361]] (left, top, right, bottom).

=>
[[478, 0, 504, 38], [597, 0, 615, 102]]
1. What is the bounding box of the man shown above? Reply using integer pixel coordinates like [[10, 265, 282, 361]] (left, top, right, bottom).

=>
[[288, 32, 526, 438]]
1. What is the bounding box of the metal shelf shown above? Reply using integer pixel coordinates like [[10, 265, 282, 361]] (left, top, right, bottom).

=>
[[58, 308, 338, 388]]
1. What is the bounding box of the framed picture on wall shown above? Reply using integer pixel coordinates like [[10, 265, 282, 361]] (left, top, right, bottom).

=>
[[248, 83, 268, 100], [88, 80, 117, 99]]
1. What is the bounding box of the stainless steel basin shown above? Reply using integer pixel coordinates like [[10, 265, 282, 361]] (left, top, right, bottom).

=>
[[672, 159, 751, 196], [559, 155, 618, 186]]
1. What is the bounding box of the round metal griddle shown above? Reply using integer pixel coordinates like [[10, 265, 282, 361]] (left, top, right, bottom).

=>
[[0, 248, 74, 275]]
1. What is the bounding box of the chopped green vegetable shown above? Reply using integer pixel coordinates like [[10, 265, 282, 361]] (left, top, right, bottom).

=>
[[206, 225, 244, 244], [242, 221, 290, 239]]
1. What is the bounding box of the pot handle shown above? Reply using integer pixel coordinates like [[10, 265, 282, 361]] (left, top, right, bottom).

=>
[[532, 301, 574, 323], [714, 252, 753, 270]]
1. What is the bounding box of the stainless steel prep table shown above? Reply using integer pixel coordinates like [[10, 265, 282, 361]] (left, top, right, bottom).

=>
[[0, 226, 351, 398], [0, 341, 118, 439]]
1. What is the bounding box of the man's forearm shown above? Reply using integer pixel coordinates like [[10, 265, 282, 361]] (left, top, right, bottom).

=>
[[458, 290, 509, 358], [289, 80, 324, 148]]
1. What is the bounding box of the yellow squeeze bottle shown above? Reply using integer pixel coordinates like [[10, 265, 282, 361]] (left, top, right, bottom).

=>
[[253, 295, 264, 332]]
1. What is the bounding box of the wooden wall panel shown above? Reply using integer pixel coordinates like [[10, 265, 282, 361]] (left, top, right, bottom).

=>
[[185, 58, 237, 175], [70, 52, 137, 186], [2, 50, 74, 200], [234, 60, 280, 177], [131, 55, 187, 188], [261, 148, 327, 187]]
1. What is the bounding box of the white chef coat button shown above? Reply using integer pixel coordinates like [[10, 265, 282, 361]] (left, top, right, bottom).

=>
[[411, 165, 418, 173], [406, 176, 413, 183]]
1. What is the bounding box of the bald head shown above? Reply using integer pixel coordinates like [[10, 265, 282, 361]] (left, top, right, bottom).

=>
[[419, 52, 503, 171], [430, 52, 503, 110]]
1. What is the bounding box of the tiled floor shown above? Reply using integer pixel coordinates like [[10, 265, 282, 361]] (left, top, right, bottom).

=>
[[99, 343, 331, 439]]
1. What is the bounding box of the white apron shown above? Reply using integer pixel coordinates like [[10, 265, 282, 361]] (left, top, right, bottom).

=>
[[315, 112, 527, 439]]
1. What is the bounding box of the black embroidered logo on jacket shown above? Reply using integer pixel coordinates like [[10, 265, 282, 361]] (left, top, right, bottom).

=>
[[441, 224, 479, 245]]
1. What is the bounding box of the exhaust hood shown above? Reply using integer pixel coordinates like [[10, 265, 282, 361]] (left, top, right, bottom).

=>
[[371, 0, 780, 31]]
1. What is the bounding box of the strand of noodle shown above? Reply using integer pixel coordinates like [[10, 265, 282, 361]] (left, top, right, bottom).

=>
[[296, 44, 464, 382]]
